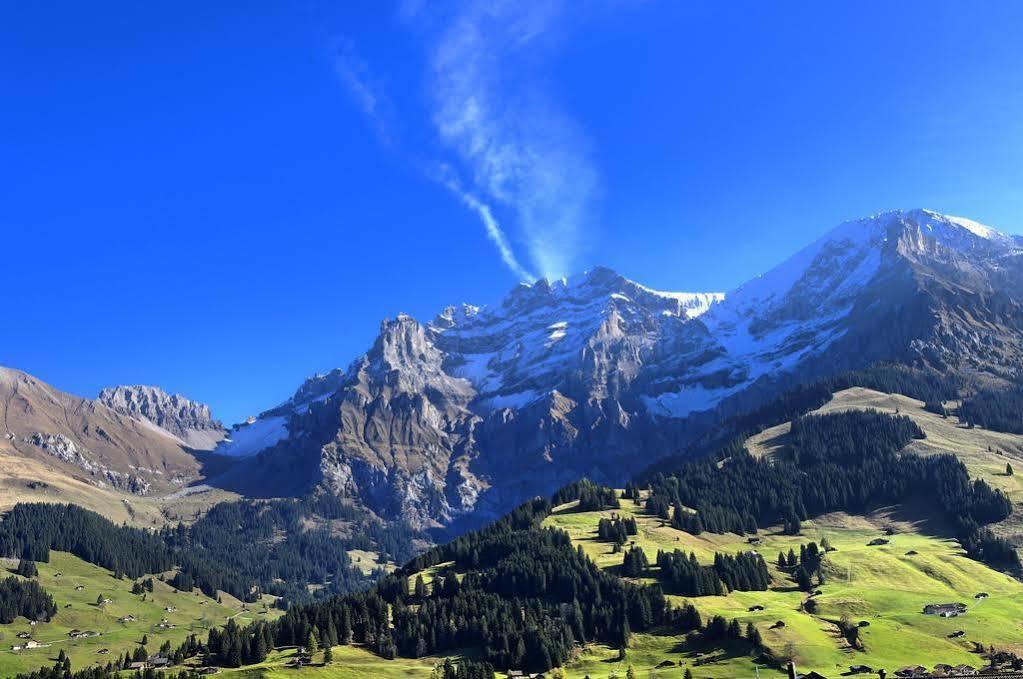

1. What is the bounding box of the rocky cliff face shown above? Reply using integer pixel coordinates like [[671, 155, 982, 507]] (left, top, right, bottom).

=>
[[214, 209, 1023, 533], [98, 385, 226, 450]]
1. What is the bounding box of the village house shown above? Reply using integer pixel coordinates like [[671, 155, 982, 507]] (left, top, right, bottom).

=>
[[12, 639, 48, 651], [895, 666, 928, 677], [923, 603, 967, 617], [118, 615, 136, 623]]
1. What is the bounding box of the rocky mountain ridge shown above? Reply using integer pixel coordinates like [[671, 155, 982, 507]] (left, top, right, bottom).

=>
[[215, 209, 1023, 533], [98, 384, 226, 450]]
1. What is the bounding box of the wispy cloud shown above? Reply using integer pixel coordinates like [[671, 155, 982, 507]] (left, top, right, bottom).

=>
[[332, 2, 595, 282], [434, 165, 536, 282], [333, 39, 395, 147], [427, 1, 597, 280]]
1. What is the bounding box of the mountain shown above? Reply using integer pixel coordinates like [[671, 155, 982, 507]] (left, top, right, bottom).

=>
[[209, 368, 344, 459], [5, 209, 1020, 536], [0, 368, 208, 501], [677, 208, 1023, 416], [216, 209, 1023, 533], [97, 384, 226, 450]]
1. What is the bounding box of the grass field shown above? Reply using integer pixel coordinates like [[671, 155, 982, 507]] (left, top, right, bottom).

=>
[[543, 491, 1023, 678], [212, 645, 452, 678], [0, 552, 281, 677]]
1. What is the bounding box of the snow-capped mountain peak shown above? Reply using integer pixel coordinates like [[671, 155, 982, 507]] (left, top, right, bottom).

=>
[[213, 210, 1023, 531]]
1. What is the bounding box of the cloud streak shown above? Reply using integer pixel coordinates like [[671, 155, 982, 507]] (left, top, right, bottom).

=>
[[435, 167, 536, 282], [427, 1, 597, 280], [333, 39, 395, 147], [332, 2, 595, 282]]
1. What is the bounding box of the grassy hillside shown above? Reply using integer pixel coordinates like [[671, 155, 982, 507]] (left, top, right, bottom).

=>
[[0, 442, 242, 528], [196, 645, 449, 678], [748, 388, 1023, 502], [202, 493, 1023, 679], [0, 552, 280, 677], [10, 387, 1023, 679], [544, 495, 1023, 678]]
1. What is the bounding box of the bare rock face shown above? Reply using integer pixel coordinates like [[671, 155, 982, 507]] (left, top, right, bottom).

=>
[[97, 385, 225, 450], [25, 432, 152, 495], [316, 314, 480, 528], [216, 209, 1023, 534]]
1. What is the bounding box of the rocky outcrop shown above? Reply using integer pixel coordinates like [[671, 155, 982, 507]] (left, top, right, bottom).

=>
[[26, 432, 152, 495], [97, 385, 225, 450]]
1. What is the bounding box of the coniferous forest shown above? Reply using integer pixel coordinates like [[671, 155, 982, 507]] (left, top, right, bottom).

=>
[[0, 575, 56, 624], [957, 385, 1023, 434], [645, 410, 1017, 570], [0, 494, 418, 606]]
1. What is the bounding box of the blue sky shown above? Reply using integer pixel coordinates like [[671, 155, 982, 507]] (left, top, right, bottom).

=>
[[3, 1, 1023, 424]]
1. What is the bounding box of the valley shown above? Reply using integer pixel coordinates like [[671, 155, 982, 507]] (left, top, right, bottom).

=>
[[4, 210, 1023, 679]]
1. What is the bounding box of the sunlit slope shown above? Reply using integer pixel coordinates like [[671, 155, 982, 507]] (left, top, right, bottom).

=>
[[0, 552, 279, 677], [747, 387, 1023, 502], [544, 494, 1023, 678]]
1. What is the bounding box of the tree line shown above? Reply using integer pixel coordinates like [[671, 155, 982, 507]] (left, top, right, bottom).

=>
[[0, 575, 56, 623], [957, 386, 1023, 434], [0, 494, 419, 607], [653, 549, 771, 596], [644, 410, 1016, 571]]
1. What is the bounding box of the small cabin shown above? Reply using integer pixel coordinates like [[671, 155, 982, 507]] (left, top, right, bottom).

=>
[[923, 603, 967, 617]]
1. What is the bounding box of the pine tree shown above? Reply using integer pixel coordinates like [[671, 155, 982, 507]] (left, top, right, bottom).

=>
[[746, 622, 763, 649], [323, 644, 333, 664], [16, 559, 38, 577]]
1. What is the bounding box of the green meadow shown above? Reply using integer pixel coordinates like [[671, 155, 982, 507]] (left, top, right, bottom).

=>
[[543, 494, 1023, 679], [0, 552, 279, 677]]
